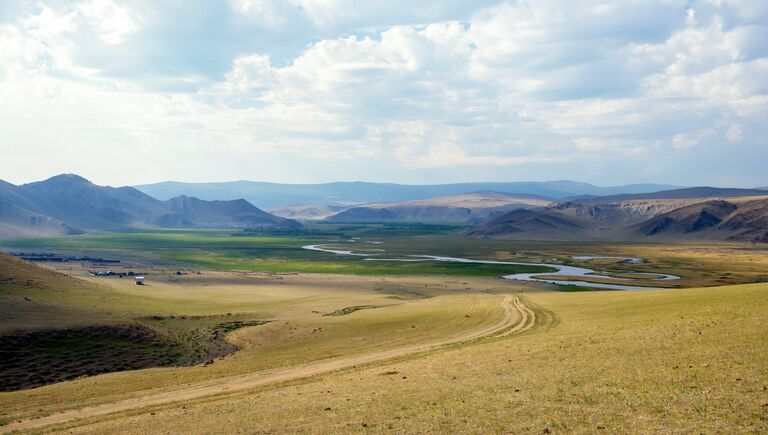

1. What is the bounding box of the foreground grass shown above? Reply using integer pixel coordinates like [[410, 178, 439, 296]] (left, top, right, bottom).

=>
[[0, 266, 517, 424], [44, 282, 768, 434]]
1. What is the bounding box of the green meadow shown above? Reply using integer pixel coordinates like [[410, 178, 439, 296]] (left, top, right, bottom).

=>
[[5, 226, 768, 286], [0, 228, 554, 277]]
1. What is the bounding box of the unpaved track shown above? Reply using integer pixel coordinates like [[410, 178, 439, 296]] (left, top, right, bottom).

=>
[[4, 295, 535, 433]]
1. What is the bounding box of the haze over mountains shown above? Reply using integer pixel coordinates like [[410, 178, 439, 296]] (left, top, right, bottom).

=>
[[322, 192, 551, 225], [0, 175, 298, 238], [136, 180, 681, 210]]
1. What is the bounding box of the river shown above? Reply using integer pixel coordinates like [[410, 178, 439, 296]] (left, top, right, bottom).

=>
[[302, 243, 680, 291]]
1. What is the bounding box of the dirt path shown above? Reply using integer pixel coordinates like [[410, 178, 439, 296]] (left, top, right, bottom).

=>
[[3, 295, 535, 433]]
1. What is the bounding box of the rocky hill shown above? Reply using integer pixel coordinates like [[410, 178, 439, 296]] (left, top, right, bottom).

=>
[[636, 198, 768, 242], [470, 191, 768, 243]]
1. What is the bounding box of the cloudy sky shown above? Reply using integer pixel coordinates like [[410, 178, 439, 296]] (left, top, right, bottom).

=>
[[1, 0, 766, 187]]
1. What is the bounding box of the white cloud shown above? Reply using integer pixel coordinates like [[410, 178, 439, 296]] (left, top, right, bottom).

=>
[[77, 0, 140, 44], [725, 123, 743, 143], [672, 133, 698, 149], [0, 0, 766, 186], [671, 128, 715, 149]]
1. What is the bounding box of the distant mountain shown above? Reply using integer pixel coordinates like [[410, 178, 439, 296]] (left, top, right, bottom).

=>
[[0, 175, 298, 238], [323, 191, 551, 224], [271, 205, 348, 221], [573, 186, 768, 202], [135, 180, 681, 210], [470, 187, 768, 242], [153, 195, 292, 228]]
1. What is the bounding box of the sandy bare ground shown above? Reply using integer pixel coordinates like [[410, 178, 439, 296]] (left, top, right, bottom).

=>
[[3, 295, 534, 433]]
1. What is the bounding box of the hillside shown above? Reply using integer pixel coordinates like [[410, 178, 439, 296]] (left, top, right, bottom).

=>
[[467, 207, 589, 239], [0, 175, 299, 237], [471, 192, 768, 242], [135, 180, 679, 209], [323, 191, 551, 224], [637, 197, 768, 242], [0, 252, 111, 333]]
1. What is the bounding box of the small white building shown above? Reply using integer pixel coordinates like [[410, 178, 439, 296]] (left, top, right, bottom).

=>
[[135, 276, 145, 285]]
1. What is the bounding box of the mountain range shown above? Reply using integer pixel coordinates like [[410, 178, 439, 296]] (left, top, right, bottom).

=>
[[1, 175, 766, 243], [0, 175, 298, 238], [135, 180, 681, 210]]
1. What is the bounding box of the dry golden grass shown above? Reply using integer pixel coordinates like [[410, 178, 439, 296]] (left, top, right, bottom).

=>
[[3, 247, 768, 434], [3, 282, 764, 434], [1, 262, 529, 426]]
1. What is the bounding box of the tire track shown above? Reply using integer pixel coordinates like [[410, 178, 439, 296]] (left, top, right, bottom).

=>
[[3, 295, 536, 433]]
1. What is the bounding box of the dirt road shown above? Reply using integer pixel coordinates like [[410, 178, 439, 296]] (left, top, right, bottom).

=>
[[3, 295, 535, 433]]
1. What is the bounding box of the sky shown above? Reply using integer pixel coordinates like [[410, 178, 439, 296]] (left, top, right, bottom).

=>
[[0, 0, 766, 187]]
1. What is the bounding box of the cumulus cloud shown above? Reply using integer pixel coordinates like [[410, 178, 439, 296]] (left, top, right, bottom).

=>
[[0, 0, 766, 186], [725, 123, 743, 144]]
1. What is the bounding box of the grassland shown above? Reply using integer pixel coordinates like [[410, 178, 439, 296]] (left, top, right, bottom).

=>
[[4, 228, 768, 287], [2, 228, 767, 433], [4, 277, 767, 433], [0, 229, 552, 277], [1, 254, 530, 428]]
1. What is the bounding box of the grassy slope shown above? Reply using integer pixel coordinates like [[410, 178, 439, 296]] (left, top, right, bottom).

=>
[[0, 269, 516, 424], [0, 254, 120, 333], [49, 282, 768, 434]]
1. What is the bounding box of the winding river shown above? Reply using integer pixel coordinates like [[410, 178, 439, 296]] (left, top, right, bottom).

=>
[[302, 243, 680, 291]]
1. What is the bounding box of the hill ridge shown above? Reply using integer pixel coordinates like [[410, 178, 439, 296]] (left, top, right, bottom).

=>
[[0, 175, 299, 238]]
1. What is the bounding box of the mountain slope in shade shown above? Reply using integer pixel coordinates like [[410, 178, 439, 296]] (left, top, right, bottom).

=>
[[155, 196, 298, 228], [635, 201, 738, 236], [323, 191, 552, 224], [135, 180, 680, 209], [467, 208, 587, 238], [0, 175, 299, 238], [718, 199, 768, 242], [637, 198, 768, 242]]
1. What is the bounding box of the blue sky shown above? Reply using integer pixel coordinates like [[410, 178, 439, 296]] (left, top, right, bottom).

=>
[[0, 0, 766, 187]]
